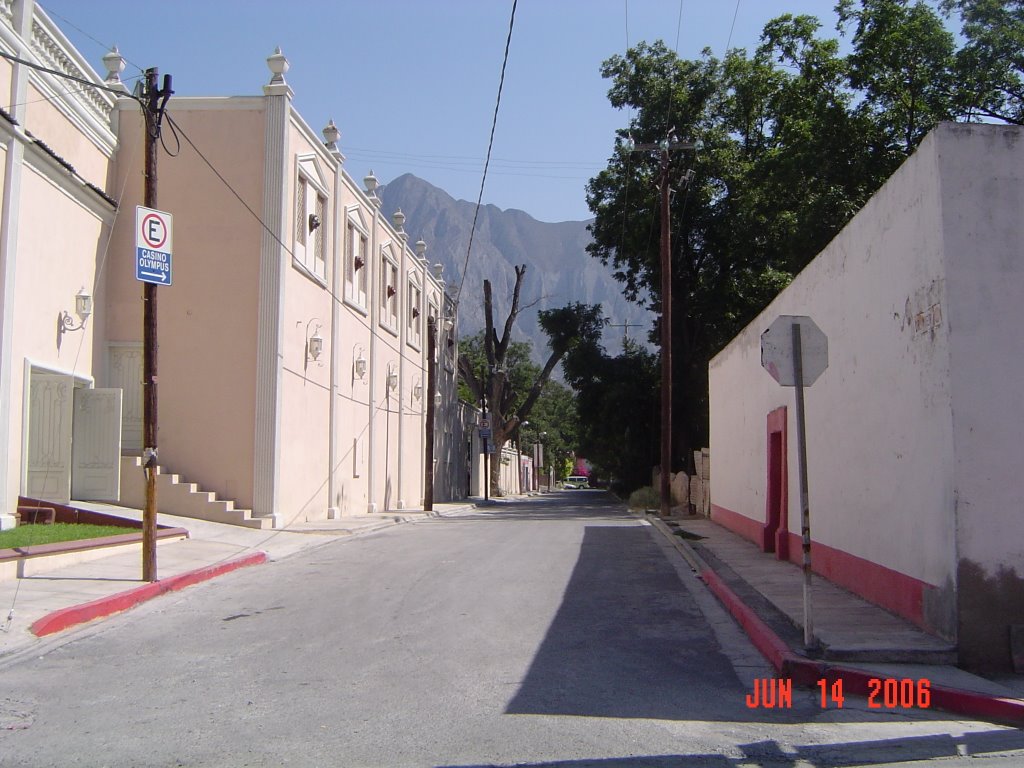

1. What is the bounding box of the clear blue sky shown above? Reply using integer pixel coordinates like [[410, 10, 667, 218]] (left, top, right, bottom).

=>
[[42, 0, 840, 223]]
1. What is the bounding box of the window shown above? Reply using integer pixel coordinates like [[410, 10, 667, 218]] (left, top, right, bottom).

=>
[[380, 245, 399, 331], [345, 213, 368, 310], [294, 165, 327, 283], [407, 275, 422, 350]]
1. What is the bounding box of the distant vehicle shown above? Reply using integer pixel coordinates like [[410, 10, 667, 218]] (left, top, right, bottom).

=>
[[563, 475, 590, 489]]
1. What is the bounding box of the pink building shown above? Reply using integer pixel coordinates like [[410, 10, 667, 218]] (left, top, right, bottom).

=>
[[0, 1, 465, 530]]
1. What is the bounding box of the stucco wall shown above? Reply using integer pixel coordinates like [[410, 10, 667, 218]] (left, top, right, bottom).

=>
[[937, 124, 1024, 670], [710, 126, 960, 632], [106, 103, 264, 509]]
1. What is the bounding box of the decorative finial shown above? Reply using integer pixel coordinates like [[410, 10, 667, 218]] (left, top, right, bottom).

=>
[[266, 47, 289, 85], [392, 209, 406, 233], [102, 45, 125, 88], [322, 119, 340, 149], [415, 238, 427, 259]]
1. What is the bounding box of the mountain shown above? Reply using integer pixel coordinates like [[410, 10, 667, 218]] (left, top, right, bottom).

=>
[[379, 173, 652, 361]]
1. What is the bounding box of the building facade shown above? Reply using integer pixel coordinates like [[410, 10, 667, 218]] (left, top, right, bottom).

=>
[[709, 123, 1024, 671], [0, 0, 464, 530], [0, 0, 120, 529]]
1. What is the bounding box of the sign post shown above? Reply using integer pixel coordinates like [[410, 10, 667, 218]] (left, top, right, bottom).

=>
[[761, 315, 828, 650]]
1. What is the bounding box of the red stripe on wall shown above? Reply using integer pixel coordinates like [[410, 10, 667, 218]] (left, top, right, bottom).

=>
[[711, 502, 929, 629], [711, 503, 764, 544]]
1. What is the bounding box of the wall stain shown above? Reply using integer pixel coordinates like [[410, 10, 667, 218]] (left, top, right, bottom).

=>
[[958, 559, 1024, 673]]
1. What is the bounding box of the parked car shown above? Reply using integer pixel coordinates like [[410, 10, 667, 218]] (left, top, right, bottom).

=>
[[563, 476, 590, 489]]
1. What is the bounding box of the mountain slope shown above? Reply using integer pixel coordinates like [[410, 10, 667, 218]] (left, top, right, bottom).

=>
[[379, 173, 652, 359]]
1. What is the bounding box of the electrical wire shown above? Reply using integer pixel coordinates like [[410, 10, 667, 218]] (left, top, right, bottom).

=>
[[454, 0, 518, 307], [725, 0, 742, 55]]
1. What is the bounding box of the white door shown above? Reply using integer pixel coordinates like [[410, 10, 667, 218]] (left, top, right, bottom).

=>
[[108, 344, 143, 454], [71, 388, 123, 502], [25, 373, 74, 502]]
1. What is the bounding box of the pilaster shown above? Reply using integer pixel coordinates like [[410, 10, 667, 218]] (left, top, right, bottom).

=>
[[252, 49, 292, 526]]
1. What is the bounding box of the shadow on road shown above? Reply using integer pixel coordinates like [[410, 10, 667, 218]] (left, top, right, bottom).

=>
[[449, 492, 630, 522], [496, 503, 999, 727], [433, 727, 1024, 766]]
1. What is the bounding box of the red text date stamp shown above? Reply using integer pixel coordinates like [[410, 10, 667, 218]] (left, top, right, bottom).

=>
[[745, 677, 932, 709]]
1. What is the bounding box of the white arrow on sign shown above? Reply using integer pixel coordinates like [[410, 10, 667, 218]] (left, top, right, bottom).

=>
[[139, 270, 168, 283]]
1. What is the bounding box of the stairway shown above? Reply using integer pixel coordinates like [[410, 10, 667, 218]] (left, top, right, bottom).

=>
[[119, 457, 273, 529]]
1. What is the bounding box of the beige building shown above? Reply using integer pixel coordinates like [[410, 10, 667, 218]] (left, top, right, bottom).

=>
[[0, 1, 464, 530], [0, 0, 121, 529]]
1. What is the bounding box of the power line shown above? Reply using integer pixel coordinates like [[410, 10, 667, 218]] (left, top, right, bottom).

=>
[[455, 0, 518, 306], [725, 0, 742, 55]]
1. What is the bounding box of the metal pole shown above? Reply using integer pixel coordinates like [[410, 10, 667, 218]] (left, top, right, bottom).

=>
[[659, 147, 672, 518], [424, 318, 436, 511], [791, 322, 815, 649], [142, 68, 159, 582]]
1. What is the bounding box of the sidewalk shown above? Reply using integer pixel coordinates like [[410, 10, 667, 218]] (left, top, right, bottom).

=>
[[0, 500, 474, 662], [646, 512, 1024, 726]]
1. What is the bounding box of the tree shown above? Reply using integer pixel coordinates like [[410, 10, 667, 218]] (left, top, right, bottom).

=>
[[942, 0, 1024, 124], [586, 1, 1000, 473], [562, 338, 659, 495], [457, 265, 603, 496]]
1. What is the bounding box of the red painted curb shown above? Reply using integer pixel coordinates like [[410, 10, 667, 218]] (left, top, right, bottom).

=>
[[701, 567, 791, 671], [29, 551, 268, 637], [700, 565, 1024, 726]]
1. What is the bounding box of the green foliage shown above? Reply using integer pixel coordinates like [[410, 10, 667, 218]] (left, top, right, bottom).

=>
[[942, 0, 1024, 124], [628, 486, 660, 511], [587, 0, 1012, 468], [563, 338, 659, 494]]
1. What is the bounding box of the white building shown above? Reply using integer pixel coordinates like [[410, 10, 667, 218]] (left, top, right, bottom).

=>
[[709, 123, 1024, 672]]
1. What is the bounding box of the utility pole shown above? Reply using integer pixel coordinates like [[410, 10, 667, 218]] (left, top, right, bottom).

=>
[[481, 362, 489, 501], [606, 319, 640, 351], [423, 317, 436, 511], [624, 132, 694, 518], [142, 68, 172, 582]]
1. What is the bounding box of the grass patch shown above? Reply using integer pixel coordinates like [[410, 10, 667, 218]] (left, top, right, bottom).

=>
[[0, 523, 137, 550]]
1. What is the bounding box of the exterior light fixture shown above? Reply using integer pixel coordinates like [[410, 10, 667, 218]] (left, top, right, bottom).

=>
[[434, 392, 442, 407], [386, 365, 398, 393], [412, 379, 423, 401], [305, 318, 323, 367], [353, 345, 367, 380], [59, 287, 93, 335]]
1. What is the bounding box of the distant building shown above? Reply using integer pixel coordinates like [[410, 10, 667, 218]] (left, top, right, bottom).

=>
[[709, 123, 1024, 671]]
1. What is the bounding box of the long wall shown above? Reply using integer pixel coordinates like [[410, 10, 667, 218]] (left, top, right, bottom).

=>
[[709, 126, 961, 636], [939, 125, 1024, 670]]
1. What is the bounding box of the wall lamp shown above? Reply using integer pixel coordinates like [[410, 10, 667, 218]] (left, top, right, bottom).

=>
[[386, 364, 398, 393], [305, 318, 323, 369], [412, 378, 423, 402], [353, 345, 367, 381], [59, 287, 93, 337]]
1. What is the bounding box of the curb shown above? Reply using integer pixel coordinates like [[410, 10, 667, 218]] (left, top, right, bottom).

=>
[[648, 516, 1024, 727], [29, 551, 269, 637]]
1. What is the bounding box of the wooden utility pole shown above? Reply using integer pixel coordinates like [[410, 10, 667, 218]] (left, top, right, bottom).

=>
[[423, 317, 437, 511], [142, 68, 172, 582], [658, 146, 672, 518], [624, 133, 694, 518]]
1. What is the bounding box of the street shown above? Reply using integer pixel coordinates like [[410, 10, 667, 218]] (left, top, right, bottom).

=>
[[1, 493, 1022, 767]]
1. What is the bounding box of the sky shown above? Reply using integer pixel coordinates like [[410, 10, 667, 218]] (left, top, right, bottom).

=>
[[40, 0, 844, 224]]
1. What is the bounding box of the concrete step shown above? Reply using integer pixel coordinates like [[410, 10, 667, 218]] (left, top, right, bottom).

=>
[[119, 457, 273, 529]]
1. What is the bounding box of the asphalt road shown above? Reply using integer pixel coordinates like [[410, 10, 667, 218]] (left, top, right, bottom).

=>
[[1, 492, 1022, 767]]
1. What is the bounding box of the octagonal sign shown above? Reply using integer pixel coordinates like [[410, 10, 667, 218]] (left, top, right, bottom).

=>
[[761, 315, 828, 387]]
